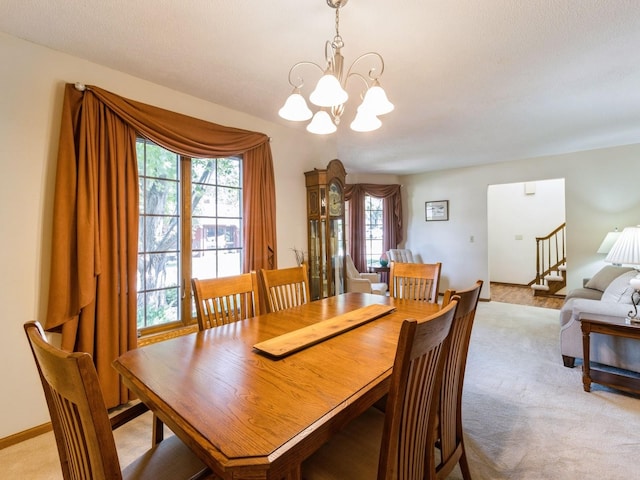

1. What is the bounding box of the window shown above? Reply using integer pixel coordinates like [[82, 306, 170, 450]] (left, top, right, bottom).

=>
[[136, 138, 242, 333], [364, 195, 384, 266]]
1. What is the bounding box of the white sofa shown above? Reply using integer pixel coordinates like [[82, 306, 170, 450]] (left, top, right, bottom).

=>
[[559, 265, 640, 372], [345, 254, 388, 295]]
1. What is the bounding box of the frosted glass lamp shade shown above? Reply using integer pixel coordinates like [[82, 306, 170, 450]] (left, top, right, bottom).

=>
[[359, 82, 394, 116], [350, 109, 381, 132], [309, 74, 348, 107], [306, 111, 337, 134], [605, 226, 640, 265], [278, 92, 313, 121]]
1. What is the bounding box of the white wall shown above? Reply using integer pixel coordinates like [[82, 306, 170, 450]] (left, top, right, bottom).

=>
[[0, 32, 338, 439], [488, 179, 566, 284], [401, 148, 640, 300]]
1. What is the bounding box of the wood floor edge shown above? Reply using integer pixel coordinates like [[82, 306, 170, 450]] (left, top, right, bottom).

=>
[[0, 422, 52, 450]]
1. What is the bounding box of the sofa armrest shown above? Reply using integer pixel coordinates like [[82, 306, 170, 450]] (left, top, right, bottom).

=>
[[572, 299, 632, 320], [360, 272, 380, 282]]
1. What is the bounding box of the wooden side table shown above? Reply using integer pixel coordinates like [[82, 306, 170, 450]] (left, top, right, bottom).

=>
[[368, 264, 390, 284], [580, 314, 640, 395]]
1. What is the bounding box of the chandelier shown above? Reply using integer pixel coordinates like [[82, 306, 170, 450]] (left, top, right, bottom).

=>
[[278, 0, 394, 134]]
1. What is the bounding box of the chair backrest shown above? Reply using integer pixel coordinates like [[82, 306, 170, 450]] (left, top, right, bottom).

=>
[[388, 248, 415, 263], [378, 299, 458, 479], [344, 254, 361, 279], [260, 264, 311, 312], [23, 321, 123, 480], [192, 272, 261, 330], [389, 261, 442, 302], [435, 280, 483, 479]]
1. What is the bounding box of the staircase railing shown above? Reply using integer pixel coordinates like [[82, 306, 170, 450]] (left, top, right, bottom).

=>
[[532, 223, 566, 292]]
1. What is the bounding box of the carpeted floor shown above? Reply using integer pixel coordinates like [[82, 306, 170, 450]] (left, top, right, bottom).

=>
[[3, 301, 639, 479], [453, 301, 640, 479]]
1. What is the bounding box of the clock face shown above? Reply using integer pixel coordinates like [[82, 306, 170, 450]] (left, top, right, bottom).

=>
[[328, 183, 342, 216]]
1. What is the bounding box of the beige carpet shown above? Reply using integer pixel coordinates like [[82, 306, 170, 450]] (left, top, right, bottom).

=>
[[3, 301, 639, 479]]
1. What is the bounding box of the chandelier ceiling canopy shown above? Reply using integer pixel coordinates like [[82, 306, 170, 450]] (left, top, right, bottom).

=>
[[278, 0, 394, 134]]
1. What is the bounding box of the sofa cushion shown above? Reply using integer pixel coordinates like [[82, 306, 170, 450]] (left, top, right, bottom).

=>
[[584, 265, 634, 292], [601, 270, 638, 303]]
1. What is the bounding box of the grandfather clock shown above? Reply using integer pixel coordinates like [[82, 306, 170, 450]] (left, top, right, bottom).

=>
[[305, 159, 346, 300]]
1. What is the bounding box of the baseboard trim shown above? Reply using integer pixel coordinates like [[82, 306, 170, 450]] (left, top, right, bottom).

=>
[[0, 422, 52, 450]]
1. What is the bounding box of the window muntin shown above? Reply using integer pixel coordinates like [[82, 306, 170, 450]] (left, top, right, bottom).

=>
[[364, 195, 384, 267], [136, 138, 242, 333]]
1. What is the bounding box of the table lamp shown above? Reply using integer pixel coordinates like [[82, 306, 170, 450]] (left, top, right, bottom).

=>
[[605, 225, 640, 321], [597, 228, 621, 255]]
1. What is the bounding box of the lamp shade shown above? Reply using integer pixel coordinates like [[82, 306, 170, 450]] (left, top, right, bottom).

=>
[[278, 91, 313, 121], [306, 111, 337, 134], [350, 109, 381, 132], [359, 81, 394, 116], [597, 229, 621, 254], [309, 74, 348, 107], [605, 226, 640, 265]]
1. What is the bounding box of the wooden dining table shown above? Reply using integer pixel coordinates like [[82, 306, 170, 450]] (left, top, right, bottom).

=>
[[113, 292, 441, 480]]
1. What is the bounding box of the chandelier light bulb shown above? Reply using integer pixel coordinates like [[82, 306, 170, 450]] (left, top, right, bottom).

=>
[[307, 111, 337, 134], [278, 91, 313, 121], [309, 73, 348, 107]]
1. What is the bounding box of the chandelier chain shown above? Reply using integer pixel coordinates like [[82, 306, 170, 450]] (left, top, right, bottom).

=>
[[333, 5, 344, 50]]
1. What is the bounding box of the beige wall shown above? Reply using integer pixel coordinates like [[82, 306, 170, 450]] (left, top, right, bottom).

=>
[[3, 29, 639, 439], [0, 32, 338, 438]]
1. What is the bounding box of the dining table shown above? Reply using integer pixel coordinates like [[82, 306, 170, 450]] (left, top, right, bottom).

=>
[[113, 292, 441, 480]]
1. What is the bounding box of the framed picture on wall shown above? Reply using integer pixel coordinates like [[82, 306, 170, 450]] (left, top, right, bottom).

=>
[[425, 200, 449, 221]]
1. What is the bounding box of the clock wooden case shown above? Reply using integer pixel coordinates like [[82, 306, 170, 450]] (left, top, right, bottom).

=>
[[304, 159, 346, 300]]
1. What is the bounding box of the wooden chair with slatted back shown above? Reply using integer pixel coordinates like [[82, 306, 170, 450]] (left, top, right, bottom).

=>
[[302, 299, 459, 479], [260, 264, 310, 312], [389, 261, 442, 302], [23, 321, 211, 480], [192, 272, 261, 331], [434, 280, 483, 480]]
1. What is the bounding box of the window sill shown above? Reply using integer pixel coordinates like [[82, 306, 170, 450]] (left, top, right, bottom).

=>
[[138, 324, 198, 347]]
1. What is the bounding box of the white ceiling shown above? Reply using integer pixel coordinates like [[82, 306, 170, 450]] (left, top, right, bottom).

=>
[[2, 0, 640, 175]]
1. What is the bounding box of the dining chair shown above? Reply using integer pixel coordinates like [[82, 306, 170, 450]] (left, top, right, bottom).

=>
[[302, 298, 459, 479], [23, 320, 212, 480], [434, 280, 483, 480], [260, 264, 310, 312], [389, 261, 442, 302], [192, 271, 261, 330]]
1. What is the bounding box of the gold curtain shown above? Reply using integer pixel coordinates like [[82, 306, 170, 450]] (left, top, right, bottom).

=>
[[344, 184, 402, 273], [45, 84, 277, 407]]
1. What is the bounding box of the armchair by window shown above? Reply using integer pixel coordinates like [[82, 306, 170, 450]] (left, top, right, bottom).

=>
[[345, 255, 388, 295]]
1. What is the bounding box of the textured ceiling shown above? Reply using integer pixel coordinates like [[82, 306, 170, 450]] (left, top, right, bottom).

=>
[[2, 0, 640, 174]]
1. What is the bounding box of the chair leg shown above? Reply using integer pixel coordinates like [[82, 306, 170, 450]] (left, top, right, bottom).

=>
[[153, 414, 164, 444], [458, 443, 473, 480]]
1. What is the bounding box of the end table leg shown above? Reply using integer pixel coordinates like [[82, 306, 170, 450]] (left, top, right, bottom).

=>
[[581, 325, 591, 392]]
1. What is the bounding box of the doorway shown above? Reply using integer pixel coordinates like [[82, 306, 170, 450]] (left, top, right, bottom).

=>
[[488, 178, 566, 304]]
